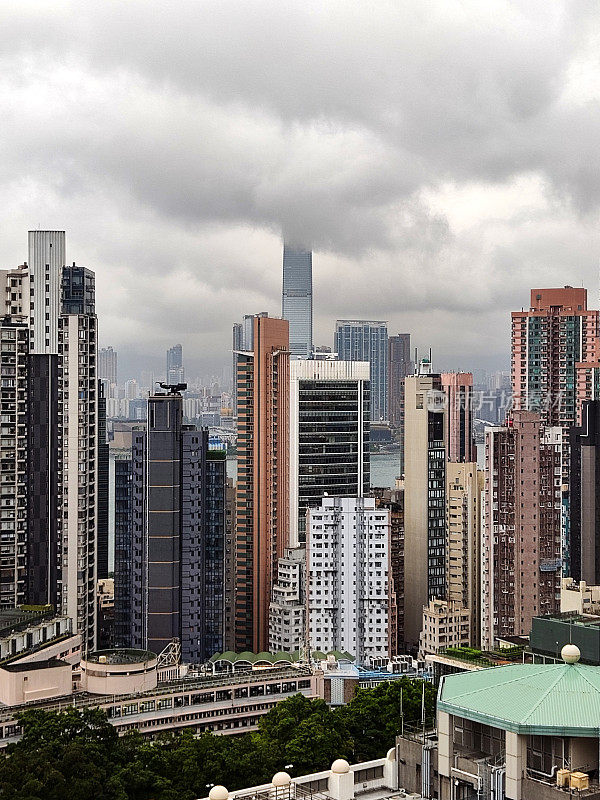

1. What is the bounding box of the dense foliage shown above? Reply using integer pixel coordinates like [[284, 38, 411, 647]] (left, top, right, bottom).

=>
[[0, 677, 435, 800]]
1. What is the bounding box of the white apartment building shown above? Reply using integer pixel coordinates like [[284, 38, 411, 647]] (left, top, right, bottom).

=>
[[268, 548, 305, 653], [307, 497, 389, 662]]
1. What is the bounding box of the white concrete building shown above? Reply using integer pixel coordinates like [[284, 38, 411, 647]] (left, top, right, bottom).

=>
[[268, 548, 306, 653], [307, 497, 389, 662]]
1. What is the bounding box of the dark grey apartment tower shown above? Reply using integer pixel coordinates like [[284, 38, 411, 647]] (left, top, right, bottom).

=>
[[97, 381, 109, 579], [114, 453, 133, 647], [166, 344, 184, 384], [119, 387, 226, 661], [282, 244, 313, 358], [146, 392, 184, 655], [202, 450, 226, 659], [570, 400, 600, 583], [27, 353, 60, 609]]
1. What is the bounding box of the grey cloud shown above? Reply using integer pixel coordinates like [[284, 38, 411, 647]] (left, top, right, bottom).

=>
[[0, 1, 599, 376]]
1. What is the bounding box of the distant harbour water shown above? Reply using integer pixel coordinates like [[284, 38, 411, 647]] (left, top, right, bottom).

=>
[[228, 444, 485, 491], [227, 453, 401, 490]]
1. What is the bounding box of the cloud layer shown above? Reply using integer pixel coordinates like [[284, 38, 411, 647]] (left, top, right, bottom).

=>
[[1, 0, 599, 379]]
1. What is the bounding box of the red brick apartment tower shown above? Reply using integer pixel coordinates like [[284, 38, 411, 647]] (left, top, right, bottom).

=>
[[481, 411, 561, 649], [235, 316, 290, 653], [511, 287, 600, 427], [441, 372, 477, 462]]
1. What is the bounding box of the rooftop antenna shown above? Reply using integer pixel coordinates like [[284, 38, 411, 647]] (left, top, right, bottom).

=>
[[414, 347, 418, 374]]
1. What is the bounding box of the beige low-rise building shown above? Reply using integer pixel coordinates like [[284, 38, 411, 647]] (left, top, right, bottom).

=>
[[420, 599, 470, 657], [561, 578, 600, 614], [0, 659, 72, 706], [80, 649, 158, 695]]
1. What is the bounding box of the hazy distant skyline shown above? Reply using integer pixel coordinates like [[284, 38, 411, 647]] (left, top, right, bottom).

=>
[[1, 1, 599, 377]]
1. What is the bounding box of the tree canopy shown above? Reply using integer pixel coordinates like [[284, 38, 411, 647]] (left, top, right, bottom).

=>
[[0, 677, 435, 800]]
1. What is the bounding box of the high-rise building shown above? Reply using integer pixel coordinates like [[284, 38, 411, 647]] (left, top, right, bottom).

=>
[[289, 359, 370, 546], [97, 381, 109, 580], [223, 478, 237, 652], [124, 378, 139, 400], [388, 334, 411, 473], [282, 245, 312, 359], [511, 287, 600, 427], [28, 230, 65, 354], [0, 234, 101, 651], [99, 346, 118, 385], [334, 320, 388, 422], [0, 317, 29, 608], [441, 372, 477, 463], [166, 344, 184, 384], [481, 411, 562, 649], [268, 548, 306, 653], [445, 462, 483, 647], [403, 358, 446, 652], [113, 449, 133, 648], [570, 400, 600, 585], [235, 315, 290, 652], [374, 488, 404, 656], [118, 388, 226, 661], [307, 496, 389, 662], [59, 264, 98, 650]]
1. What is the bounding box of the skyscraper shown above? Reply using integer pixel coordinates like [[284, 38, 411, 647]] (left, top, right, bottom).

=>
[[166, 343, 184, 384], [97, 381, 110, 580], [307, 497, 389, 662], [99, 346, 118, 385], [118, 387, 226, 661], [511, 287, 600, 426], [481, 411, 562, 648], [289, 359, 370, 546], [403, 358, 446, 652], [282, 245, 312, 359], [0, 234, 100, 650], [441, 372, 477, 463], [235, 315, 290, 652], [334, 320, 388, 422], [387, 333, 411, 471], [59, 264, 98, 650]]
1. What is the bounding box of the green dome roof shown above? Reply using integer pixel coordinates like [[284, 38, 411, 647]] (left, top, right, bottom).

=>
[[438, 661, 600, 736]]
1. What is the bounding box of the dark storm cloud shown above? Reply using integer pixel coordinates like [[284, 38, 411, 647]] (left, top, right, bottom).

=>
[[0, 0, 599, 374]]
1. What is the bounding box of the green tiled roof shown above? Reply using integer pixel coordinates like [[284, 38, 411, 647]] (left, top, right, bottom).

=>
[[438, 662, 600, 736], [209, 649, 355, 664]]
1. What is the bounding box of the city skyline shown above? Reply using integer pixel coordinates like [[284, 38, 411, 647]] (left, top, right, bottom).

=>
[[2, 3, 600, 380]]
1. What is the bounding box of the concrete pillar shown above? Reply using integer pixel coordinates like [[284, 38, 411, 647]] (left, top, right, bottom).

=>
[[505, 731, 526, 800], [437, 711, 453, 779]]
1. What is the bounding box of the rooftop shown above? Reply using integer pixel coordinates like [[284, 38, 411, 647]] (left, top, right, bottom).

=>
[[0, 606, 55, 638], [85, 649, 156, 665], [438, 648, 600, 736]]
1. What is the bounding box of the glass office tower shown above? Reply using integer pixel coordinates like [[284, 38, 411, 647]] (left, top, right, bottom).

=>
[[282, 245, 312, 359]]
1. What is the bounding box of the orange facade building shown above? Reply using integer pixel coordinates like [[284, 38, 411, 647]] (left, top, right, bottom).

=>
[[235, 316, 290, 653]]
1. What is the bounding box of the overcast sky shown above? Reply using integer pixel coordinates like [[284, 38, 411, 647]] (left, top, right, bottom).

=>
[[1, 1, 599, 381]]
